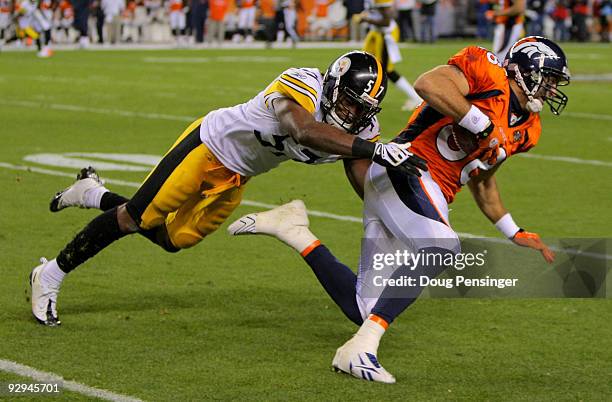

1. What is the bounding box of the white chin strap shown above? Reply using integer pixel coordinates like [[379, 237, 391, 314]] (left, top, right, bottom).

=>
[[526, 98, 543, 113], [511, 64, 543, 114]]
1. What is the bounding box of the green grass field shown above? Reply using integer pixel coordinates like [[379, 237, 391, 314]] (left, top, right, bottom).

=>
[[0, 41, 611, 401]]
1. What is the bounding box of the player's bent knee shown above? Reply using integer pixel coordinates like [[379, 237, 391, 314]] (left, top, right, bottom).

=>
[[169, 232, 205, 249]]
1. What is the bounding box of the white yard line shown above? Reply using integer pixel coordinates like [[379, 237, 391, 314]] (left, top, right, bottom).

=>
[[0, 359, 142, 402], [564, 111, 612, 121], [517, 153, 612, 167], [0, 99, 194, 122], [0, 161, 609, 261]]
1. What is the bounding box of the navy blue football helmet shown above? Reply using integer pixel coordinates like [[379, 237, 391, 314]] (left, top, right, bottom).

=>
[[503, 36, 571, 115]]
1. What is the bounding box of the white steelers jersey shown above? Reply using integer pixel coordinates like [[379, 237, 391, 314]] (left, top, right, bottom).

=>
[[364, 0, 396, 32], [200, 67, 381, 177]]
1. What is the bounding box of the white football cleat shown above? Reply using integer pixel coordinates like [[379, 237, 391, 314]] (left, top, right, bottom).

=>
[[227, 200, 318, 253], [49, 167, 104, 212], [29, 258, 61, 326], [332, 337, 396, 384]]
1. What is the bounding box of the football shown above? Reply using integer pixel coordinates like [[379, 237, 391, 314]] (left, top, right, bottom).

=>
[[449, 124, 480, 154]]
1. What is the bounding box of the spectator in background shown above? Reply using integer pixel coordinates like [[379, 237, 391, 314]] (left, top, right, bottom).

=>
[[122, 0, 137, 41], [132, 0, 147, 41], [235, 0, 256, 42], [395, 0, 417, 41], [594, 0, 610, 42], [552, 0, 570, 41], [345, 0, 364, 41], [419, 0, 437, 43], [259, 0, 276, 46], [57, 0, 75, 42], [92, 0, 105, 43], [168, 0, 187, 45], [102, 0, 125, 43], [475, 0, 491, 39], [525, 0, 544, 36], [191, 0, 207, 43], [571, 0, 589, 41], [308, 0, 333, 40], [282, 0, 300, 46], [0, 0, 10, 47], [206, 0, 226, 44], [73, 0, 92, 47]]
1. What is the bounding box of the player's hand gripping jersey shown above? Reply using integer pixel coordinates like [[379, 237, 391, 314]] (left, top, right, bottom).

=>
[[397, 46, 541, 203], [200, 67, 381, 177]]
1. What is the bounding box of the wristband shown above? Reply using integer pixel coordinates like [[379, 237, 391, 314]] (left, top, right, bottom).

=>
[[352, 137, 376, 159], [495, 213, 521, 238], [458, 105, 491, 135]]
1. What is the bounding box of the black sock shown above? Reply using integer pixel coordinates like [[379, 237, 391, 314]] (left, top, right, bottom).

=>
[[100, 192, 129, 211], [56, 207, 128, 273], [304, 245, 363, 325]]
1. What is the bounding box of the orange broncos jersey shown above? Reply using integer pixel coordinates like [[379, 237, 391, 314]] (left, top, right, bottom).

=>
[[0, 0, 11, 13], [59, 0, 73, 17], [398, 46, 541, 204], [239, 0, 255, 8], [169, 0, 183, 12]]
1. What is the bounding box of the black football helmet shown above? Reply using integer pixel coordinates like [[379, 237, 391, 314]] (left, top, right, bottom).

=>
[[503, 36, 571, 115], [322, 51, 388, 133]]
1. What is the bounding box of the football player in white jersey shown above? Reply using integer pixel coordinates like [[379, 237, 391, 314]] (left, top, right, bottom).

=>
[[30, 51, 427, 327], [358, 0, 422, 111]]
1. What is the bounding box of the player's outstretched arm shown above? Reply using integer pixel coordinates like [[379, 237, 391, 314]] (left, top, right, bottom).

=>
[[273, 97, 427, 175], [468, 169, 555, 263], [273, 97, 355, 155]]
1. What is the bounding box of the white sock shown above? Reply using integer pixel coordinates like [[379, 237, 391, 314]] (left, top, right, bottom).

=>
[[40, 259, 66, 289], [395, 77, 422, 102], [291, 228, 319, 256], [354, 315, 387, 351], [84, 186, 109, 209]]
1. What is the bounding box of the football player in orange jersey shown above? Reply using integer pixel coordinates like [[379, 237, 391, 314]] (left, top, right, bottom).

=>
[[229, 36, 570, 383], [167, 0, 187, 45], [487, 0, 526, 60]]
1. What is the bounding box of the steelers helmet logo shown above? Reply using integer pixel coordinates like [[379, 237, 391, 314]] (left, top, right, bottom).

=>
[[331, 57, 352, 77]]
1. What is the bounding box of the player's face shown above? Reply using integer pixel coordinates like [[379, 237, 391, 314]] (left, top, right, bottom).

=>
[[535, 75, 560, 101], [333, 93, 363, 130], [335, 93, 360, 121]]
